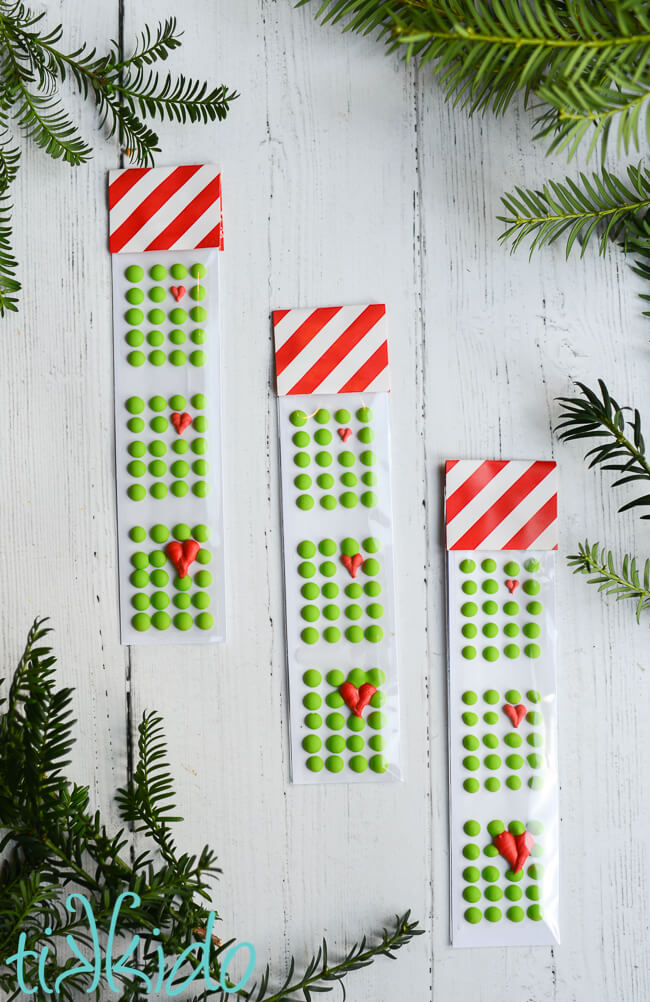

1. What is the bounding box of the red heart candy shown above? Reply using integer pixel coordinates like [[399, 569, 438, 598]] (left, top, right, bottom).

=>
[[338, 427, 352, 442], [339, 682, 377, 718], [171, 411, 192, 435], [503, 703, 527, 728], [514, 831, 535, 873], [493, 831, 518, 869], [170, 285, 186, 302], [166, 539, 200, 578], [505, 579, 520, 593], [341, 553, 363, 578]]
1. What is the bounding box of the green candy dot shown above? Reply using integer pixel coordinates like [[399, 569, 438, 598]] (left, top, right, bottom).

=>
[[366, 626, 384, 644], [459, 559, 476, 573], [525, 558, 540, 572], [338, 451, 355, 467], [302, 735, 321, 753], [463, 735, 479, 751], [150, 483, 167, 499], [504, 561, 520, 576], [462, 581, 478, 595], [127, 484, 146, 501], [325, 756, 343, 773], [300, 627, 318, 644], [523, 623, 541, 639], [125, 330, 144, 347], [525, 643, 541, 658], [462, 624, 478, 639], [461, 646, 477, 660], [464, 908, 482, 924], [369, 754, 387, 773], [506, 776, 522, 790], [464, 820, 481, 837], [148, 264, 166, 280], [127, 351, 145, 367], [484, 754, 501, 771], [481, 558, 496, 572], [168, 263, 186, 279], [463, 866, 480, 883], [149, 286, 166, 302], [463, 778, 479, 793], [345, 625, 364, 643], [314, 429, 332, 445], [340, 473, 357, 488], [129, 442, 146, 458], [345, 603, 362, 620], [305, 712, 322, 729], [483, 647, 499, 664], [129, 526, 146, 543], [504, 623, 519, 638], [174, 594, 191, 610], [303, 670, 322, 687], [172, 523, 191, 541], [297, 540, 316, 558], [505, 689, 521, 704], [483, 733, 498, 749], [486, 820, 504, 837], [150, 524, 168, 543], [125, 308, 144, 326], [485, 906, 502, 923], [315, 454, 332, 472], [367, 602, 383, 619], [293, 431, 310, 447], [463, 756, 479, 772], [461, 602, 478, 617], [527, 905, 544, 921], [504, 644, 520, 659], [505, 885, 522, 900], [523, 579, 541, 595], [301, 605, 320, 623], [503, 601, 519, 616], [306, 756, 323, 772], [482, 579, 498, 594], [483, 600, 498, 615], [125, 265, 144, 282], [303, 692, 321, 710], [334, 408, 350, 423], [314, 408, 329, 424], [507, 906, 524, 923], [326, 735, 345, 753], [358, 427, 374, 444], [132, 593, 149, 611], [362, 558, 379, 577], [152, 611, 171, 631], [506, 754, 523, 769], [527, 601, 543, 615], [485, 777, 501, 792], [356, 406, 372, 422], [462, 691, 477, 705], [190, 350, 206, 367], [322, 583, 338, 599], [294, 474, 311, 491], [361, 491, 378, 507], [190, 262, 207, 279], [482, 865, 499, 882], [349, 755, 367, 773], [527, 711, 543, 725], [126, 396, 145, 415], [527, 689, 541, 703], [290, 410, 307, 427], [340, 491, 357, 508], [340, 537, 358, 556], [326, 712, 345, 731], [326, 669, 344, 687], [149, 349, 166, 366], [132, 613, 151, 632], [320, 561, 336, 577], [483, 689, 499, 704], [322, 605, 339, 621], [170, 481, 187, 497], [347, 735, 364, 752], [149, 460, 166, 478], [345, 583, 363, 599], [150, 590, 168, 610], [300, 491, 314, 507], [463, 886, 481, 904], [484, 711, 498, 725], [150, 570, 168, 587], [462, 712, 478, 726], [190, 284, 206, 301], [323, 626, 341, 643]]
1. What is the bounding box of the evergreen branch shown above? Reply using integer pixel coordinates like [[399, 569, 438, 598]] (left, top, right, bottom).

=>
[[568, 541, 650, 623], [116, 69, 237, 126], [535, 73, 650, 162], [301, 0, 650, 115], [0, 172, 19, 315], [241, 911, 423, 1002], [556, 379, 650, 519], [0, 620, 420, 997], [113, 17, 182, 72], [498, 162, 650, 257]]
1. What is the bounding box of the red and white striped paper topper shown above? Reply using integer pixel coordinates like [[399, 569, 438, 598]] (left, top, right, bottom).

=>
[[272, 304, 389, 396], [445, 460, 558, 551], [108, 164, 223, 254]]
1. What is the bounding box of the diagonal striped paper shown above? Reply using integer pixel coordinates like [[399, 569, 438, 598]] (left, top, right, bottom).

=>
[[109, 164, 223, 253], [272, 304, 390, 395], [445, 459, 558, 550]]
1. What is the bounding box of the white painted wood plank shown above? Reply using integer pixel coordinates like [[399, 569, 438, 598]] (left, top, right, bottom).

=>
[[0, 1, 127, 832]]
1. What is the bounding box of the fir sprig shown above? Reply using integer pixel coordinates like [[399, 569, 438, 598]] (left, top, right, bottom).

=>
[[0, 5, 237, 315], [568, 542, 650, 622], [0, 619, 421, 999], [556, 379, 650, 518]]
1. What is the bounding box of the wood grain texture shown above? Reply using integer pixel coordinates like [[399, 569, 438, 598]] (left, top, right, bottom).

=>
[[2, 0, 648, 998]]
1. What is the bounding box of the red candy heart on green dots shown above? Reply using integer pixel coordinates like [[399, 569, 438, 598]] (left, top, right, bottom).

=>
[[338, 427, 352, 442], [505, 579, 520, 593], [339, 681, 377, 717], [171, 285, 186, 302], [171, 411, 192, 434], [503, 703, 527, 728], [166, 539, 200, 578], [341, 553, 363, 578], [493, 829, 535, 873]]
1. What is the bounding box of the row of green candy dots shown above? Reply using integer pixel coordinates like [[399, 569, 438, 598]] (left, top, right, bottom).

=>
[[125, 395, 209, 500], [459, 556, 541, 576], [298, 537, 383, 645], [124, 263, 207, 367], [462, 819, 544, 923], [461, 689, 544, 792], [128, 523, 213, 631], [302, 668, 387, 773], [459, 556, 542, 658], [290, 406, 378, 510], [460, 821, 540, 921]]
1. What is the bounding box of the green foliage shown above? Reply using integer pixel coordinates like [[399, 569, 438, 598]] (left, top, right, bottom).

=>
[[556, 379, 650, 518], [0, 619, 421, 1000], [0, 5, 237, 316], [556, 381, 650, 624], [568, 541, 650, 622], [300, 1, 650, 318]]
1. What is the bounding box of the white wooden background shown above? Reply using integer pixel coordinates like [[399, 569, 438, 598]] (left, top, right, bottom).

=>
[[2, 1, 649, 999]]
